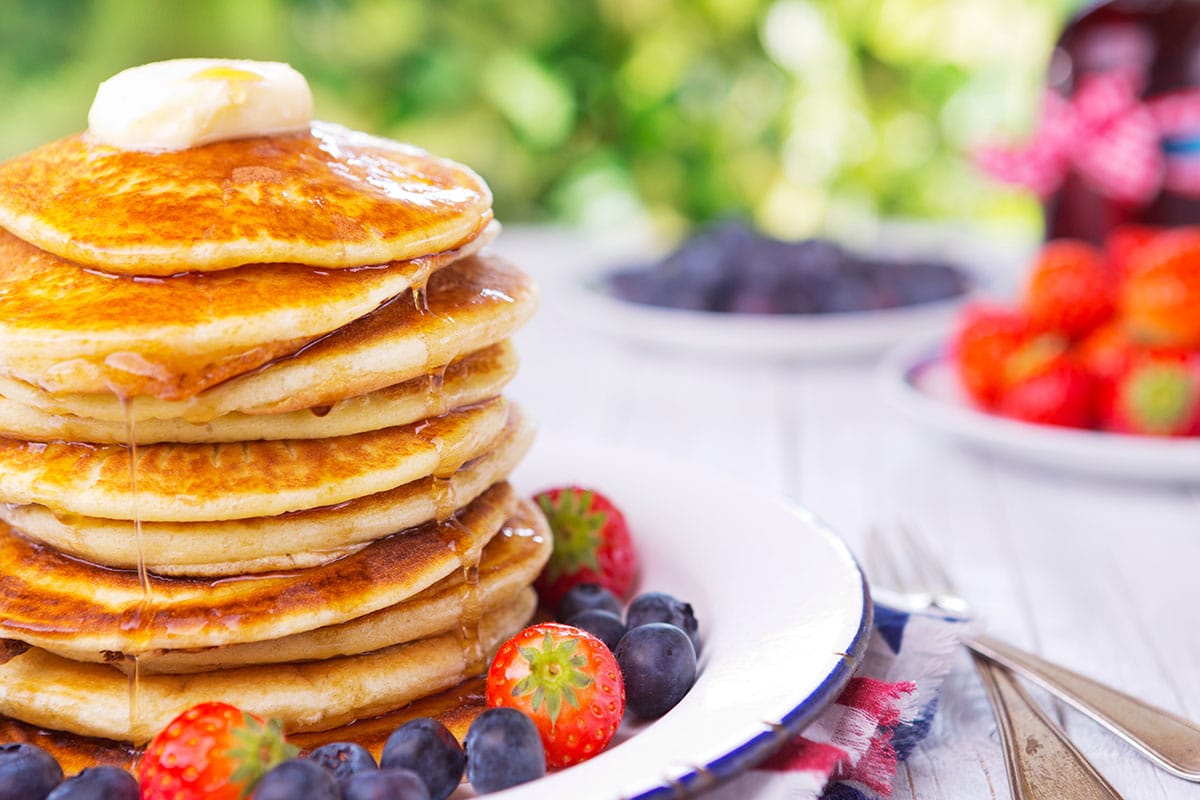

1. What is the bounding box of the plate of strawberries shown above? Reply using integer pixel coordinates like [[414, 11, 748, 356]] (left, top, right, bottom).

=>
[[881, 228, 1200, 482]]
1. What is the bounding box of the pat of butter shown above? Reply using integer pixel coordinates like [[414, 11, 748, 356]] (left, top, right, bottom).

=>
[[87, 59, 313, 150]]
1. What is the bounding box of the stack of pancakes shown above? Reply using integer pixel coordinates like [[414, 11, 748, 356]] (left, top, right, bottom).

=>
[[0, 122, 548, 759]]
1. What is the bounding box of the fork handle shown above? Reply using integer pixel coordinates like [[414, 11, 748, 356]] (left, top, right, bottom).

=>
[[974, 655, 1125, 800], [970, 634, 1200, 782]]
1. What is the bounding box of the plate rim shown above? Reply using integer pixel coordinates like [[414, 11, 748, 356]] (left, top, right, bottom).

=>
[[879, 333, 1200, 482], [509, 437, 874, 798]]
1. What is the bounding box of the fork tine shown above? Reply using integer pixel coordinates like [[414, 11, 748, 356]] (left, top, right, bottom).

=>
[[863, 526, 909, 594], [896, 520, 958, 596]]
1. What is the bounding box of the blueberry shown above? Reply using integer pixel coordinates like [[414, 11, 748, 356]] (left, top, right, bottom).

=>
[[251, 758, 340, 800], [565, 608, 625, 652], [307, 741, 377, 785], [463, 707, 545, 794], [556, 583, 621, 621], [343, 767, 432, 800], [615, 622, 698, 719], [380, 718, 465, 800], [625, 591, 699, 653], [0, 743, 63, 800], [45, 766, 137, 800]]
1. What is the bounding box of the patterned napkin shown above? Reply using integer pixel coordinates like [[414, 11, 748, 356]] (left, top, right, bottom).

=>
[[706, 604, 971, 800]]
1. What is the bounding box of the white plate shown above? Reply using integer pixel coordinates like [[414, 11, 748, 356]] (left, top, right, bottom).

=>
[[564, 270, 969, 361], [498, 437, 872, 799], [880, 336, 1200, 483]]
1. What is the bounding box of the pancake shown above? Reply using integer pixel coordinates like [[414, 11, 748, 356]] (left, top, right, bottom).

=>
[[0, 252, 538, 415], [0, 405, 533, 575], [0, 397, 507, 522], [0, 588, 535, 744], [0, 122, 493, 275], [135, 501, 551, 672], [0, 222, 494, 402], [0, 676, 490, 776], [0, 341, 517, 444], [0, 484, 519, 658]]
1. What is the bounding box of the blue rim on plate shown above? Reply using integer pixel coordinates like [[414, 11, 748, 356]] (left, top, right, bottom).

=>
[[509, 438, 874, 799]]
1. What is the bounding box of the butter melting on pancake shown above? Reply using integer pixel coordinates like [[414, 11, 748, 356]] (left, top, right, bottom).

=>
[[0, 122, 493, 275]]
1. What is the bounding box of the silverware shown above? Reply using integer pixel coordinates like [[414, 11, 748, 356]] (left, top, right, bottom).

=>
[[865, 526, 1125, 800], [880, 523, 1200, 783]]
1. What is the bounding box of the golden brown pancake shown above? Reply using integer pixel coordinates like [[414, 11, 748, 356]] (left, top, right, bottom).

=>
[[0, 484, 519, 658], [0, 398, 507, 522], [0, 123, 493, 274], [136, 503, 551, 672], [0, 341, 517, 444], [1, 405, 533, 575], [0, 252, 538, 411], [0, 677, 489, 776], [0, 222, 494, 401], [0, 588, 535, 744]]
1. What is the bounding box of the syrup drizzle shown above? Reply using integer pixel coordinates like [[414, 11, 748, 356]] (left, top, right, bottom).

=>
[[119, 396, 150, 742]]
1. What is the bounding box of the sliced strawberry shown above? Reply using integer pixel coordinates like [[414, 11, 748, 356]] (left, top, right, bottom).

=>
[[949, 303, 1030, 408], [138, 702, 297, 800], [485, 623, 625, 769], [1023, 239, 1115, 339], [533, 487, 638, 610]]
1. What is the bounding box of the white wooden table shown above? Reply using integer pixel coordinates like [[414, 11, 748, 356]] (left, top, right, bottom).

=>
[[496, 227, 1200, 800]]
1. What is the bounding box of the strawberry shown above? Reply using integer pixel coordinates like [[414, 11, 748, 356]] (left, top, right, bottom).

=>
[[1103, 224, 1162, 282], [138, 702, 297, 800], [1105, 355, 1200, 436], [1076, 321, 1138, 422], [949, 303, 1030, 407], [1120, 227, 1200, 349], [997, 335, 1094, 428], [485, 623, 625, 769], [533, 487, 638, 610], [1022, 239, 1115, 339]]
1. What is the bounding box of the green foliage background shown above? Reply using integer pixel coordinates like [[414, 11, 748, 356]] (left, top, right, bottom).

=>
[[0, 0, 1083, 237]]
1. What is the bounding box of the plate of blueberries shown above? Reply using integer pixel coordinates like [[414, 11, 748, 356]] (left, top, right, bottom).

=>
[[574, 221, 978, 360]]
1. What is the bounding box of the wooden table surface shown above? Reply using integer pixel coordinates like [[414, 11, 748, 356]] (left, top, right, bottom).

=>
[[495, 226, 1200, 799]]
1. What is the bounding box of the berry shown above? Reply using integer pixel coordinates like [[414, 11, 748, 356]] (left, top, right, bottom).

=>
[[997, 339, 1094, 429], [46, 767, 137, 800], [0, 743, 63, 800], [1023, 239, 1115, 339], [306, 741, 377, 785], [1121, 228, 1200, 348], [626, 591, 700, 654], [533, 487, 639, 609], [485, 623, 625, 769], [556, 582, 621, 621], [1106, 356, 1200, 436], [615, 623, 698, 719], [379, 718, 464, 800], [565, 608, 626, 652], [138, 702, 298, 800], [950, 303, 1030, 407], [251, 759, 340, 800], [343, 768, 432, 800], [463, 707, 546, 794]]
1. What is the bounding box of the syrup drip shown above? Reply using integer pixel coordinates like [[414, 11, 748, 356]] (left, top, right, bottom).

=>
[[425, 361, 448, 416], [436, 516, 486, 674], [119, 396, 151, 742]]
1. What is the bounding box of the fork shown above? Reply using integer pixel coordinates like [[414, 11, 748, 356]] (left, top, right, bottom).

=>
[[873, 523, 1200, 784], [866, 525, 1125, 800]]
